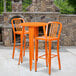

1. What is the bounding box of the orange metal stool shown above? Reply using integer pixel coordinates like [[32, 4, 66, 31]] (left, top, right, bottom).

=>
[[35, 21, 62, 75], [11, 18, 29, 64]]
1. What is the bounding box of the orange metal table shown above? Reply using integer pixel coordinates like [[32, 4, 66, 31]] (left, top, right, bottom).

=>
[[21, 22, 48, 71]]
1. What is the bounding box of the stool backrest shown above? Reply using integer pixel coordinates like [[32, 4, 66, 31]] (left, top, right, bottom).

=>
[[43, 21, 62, 38], [11, 18, 25, 33]]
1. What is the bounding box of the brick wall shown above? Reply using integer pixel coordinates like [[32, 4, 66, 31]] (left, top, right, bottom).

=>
[[59, 14, 76, 46], [0, 15, 3, 24], [1, 12, 76, 47]]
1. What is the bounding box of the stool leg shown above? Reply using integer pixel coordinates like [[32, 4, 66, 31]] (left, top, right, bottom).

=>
[[57, 40, 61, 70], [12, 34, 16, 59], [18, 34, 23, 64], [36, 40, 38, 61], [48, 41, 51, 75], [35, 39, 38, 72], [21, 34, 23, 63], [23, 36, 26, 56], [45, 41, 48, 67], [18, 51, 21, 65]]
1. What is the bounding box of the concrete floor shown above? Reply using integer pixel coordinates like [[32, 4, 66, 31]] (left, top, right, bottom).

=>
[[0, 46, 76, 76]]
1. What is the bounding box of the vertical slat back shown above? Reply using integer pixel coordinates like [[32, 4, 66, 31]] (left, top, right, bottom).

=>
[[46, 25, 48, 36], [48, 22, 62, 38], [49, 23, 58, 37], [11, 18, 24, 33], [15, 19, 22, 31], [43, 22, 62, 38]]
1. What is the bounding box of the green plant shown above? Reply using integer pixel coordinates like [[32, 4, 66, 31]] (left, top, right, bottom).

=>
[[68, 0, 76, 13], [22, 0, 32, 12], [0, 0, 4, 14], [6, 0, 12, 12], [54, 0, 74, 14]]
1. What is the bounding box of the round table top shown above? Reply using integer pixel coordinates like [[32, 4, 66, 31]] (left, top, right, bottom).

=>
[[21, 22, 48, 27]]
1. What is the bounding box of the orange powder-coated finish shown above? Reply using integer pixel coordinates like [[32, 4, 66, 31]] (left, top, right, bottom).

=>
[[11, 18, 29, 65], [20, 22, 48, 71], [35, 21, 62, 75]]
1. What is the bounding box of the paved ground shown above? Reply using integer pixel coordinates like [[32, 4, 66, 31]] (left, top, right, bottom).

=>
[[0, 45, 76, 76]]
